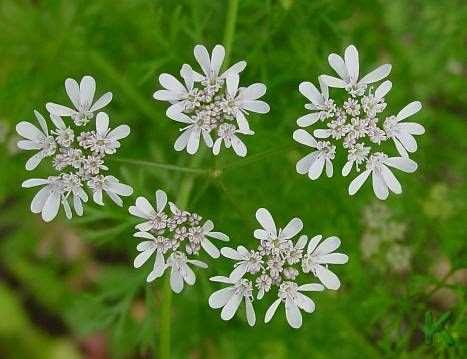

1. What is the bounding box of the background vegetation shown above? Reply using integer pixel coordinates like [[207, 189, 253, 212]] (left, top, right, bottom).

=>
[[0, 0, 465, 358]]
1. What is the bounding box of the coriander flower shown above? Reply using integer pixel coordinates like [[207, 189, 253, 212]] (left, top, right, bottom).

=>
[[383, 101, 425, 157], [46, 75, 112, 126], [293, 129, 336, 180], [153, 44, 269, 156], [18, 76, 132, 222], [16, 111, 57, 170], [209, 208, 348, 328], [295, 44, 424, 199], [348, 153, 418, 200], [321, 44, 392, 96], [302, 235, 349, 289], [130, 189, 229, 293], [264, 282, 324, 329]]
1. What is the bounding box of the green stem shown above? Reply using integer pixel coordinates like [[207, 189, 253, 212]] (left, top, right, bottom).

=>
[[158, 2, 239, 358], [113, 158, 208, 175]]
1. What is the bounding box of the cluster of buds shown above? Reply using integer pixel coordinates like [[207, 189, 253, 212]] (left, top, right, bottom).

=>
[[17, 76, 133, 222]]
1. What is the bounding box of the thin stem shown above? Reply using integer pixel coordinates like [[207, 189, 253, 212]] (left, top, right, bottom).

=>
[[114, 158, 208, 175], [158, 2, 239, 358]]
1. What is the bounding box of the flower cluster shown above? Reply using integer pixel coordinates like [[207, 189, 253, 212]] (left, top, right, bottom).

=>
[[154, 44, 270, 157], [17, 76, 133, 222], [294, 45, 425, 200], [209, 208, 348, 328], [129, 189, 229, 293]]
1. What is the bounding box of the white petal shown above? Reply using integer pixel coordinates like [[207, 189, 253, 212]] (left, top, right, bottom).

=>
[[17, 140, 41, 150], [187, 259, 208, 268], [147, 251, 166, 282], [298, 283, 325, 292], [194, 44, 211, 77], [210, 276, 234, 284], [315, 264, 341, 290], [209, 287, 235, 309], [50, 114, 65, 130], [264, 298, 281, 323], [320, 75, 347, 88], [212, 138, 222, 155], [307, 235, 322, 254], [42, 192, 61, 222], [235, 111, 252, 133], [181, 263, 196, 285], [344, 45, 359, 82], [90, 92, 113, 112], [31, 187, 50, 213], [295, 292, 315, 313], [155, 189, 167, 212], [317, 253, 349, 264], [187, 127, 201, 154], [296, 235, 308, 250], [380, 165, 402, 194], [206, 231, 229, 242], [384, 157, 417, 173], [226, 73, 239, 97], [285, 298, 302, 329], [174, 128, 192, 151], [170, 265, 184, 293], [159, 73, 186, 93], [95, 112, 109, 135], [46, 103, 76, 116], [134, 231, 155, 240], [136, 240, 154, 251], [229, 263, 248, 281], [393, 137, 409, 157], [133, 248, 156, 268], [328, 53, 348, 80], [26, 152, 45, 171], [298, 82, 323, 105], [107, 181, 133, 197], [325, 159, 333, 177], [360, 64, 392, 84], [313, 129, 331, 138], [210, 45, 225, 77], [153, 90, 180, 102], [297, 113, 321, 127], [65, 78, 80, 108], [135, 196, 155, 217], [372, 171, 389, 200], [221, 61, 247, 78], [108, 125, 130, 141], [375, 80, 392, 99], [79, 75, 96, 108], [397, 101, 422, 122], [221, 247, 245, 260], [241, 100, 270, 114], [245, 298, 256, 326], [308, 156, 325, 180], [201, 238, 220, 258], [281, 217, 303, 239], [16, 121, 43, 141], [398, 122, 425, 135], [221, 293, 243, 321], [296, 152, 318, 175], [348, 170, 371, 195], [240, 83, 267, 100], [293, 129, 317, 148], [342, 160, 353, 177], [314, 236, 341, 255], [231, 136, 247, 157], [255, 208, 276, 234], [396, 132, 417, 152]]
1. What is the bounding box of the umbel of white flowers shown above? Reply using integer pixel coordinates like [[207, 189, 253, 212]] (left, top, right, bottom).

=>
[[208, 208, 348, 328], [294, 44, 425, 200], [129, 189, 230, 293], [17, 76, 133, 222], [153, 44, 270, 157]]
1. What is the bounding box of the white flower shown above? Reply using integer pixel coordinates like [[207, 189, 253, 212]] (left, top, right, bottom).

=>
[[302, 235, 349, 289], [191, 44, 246, 84], [293, 129, 335, 180], [342, 143, 371, 176], [87, 175, 133, 206], [22, 177, 66, 222], [153, 44, 268, 156], [321, 44, 392, 96], [46, 75, 112, 126], [225, 73, 270, 132], [208, 276, 256, 326], [85, 112, 130, 155], [221, 246, 263, 281], [130, 189, 229, 293], [212, 123, 251, 157], [16, 111, 57, 170], [253, 207, 303, 245], [264, 281, 324, 329], [168, 111, 214, 155], [349, 153, 418, 200], [297, 78, 335, 127], [384, 101, 425, 157]]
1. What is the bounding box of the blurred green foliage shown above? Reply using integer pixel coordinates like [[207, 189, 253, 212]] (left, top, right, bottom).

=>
[[0, 0, 465, 358]]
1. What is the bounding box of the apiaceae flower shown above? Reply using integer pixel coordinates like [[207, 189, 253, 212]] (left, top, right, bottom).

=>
[[17, 76, 133, 222], [153, 44, 269, 156], [294, 44, 425, 200], [129, 189, 229, 293], [209, 208, 348, 328]]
